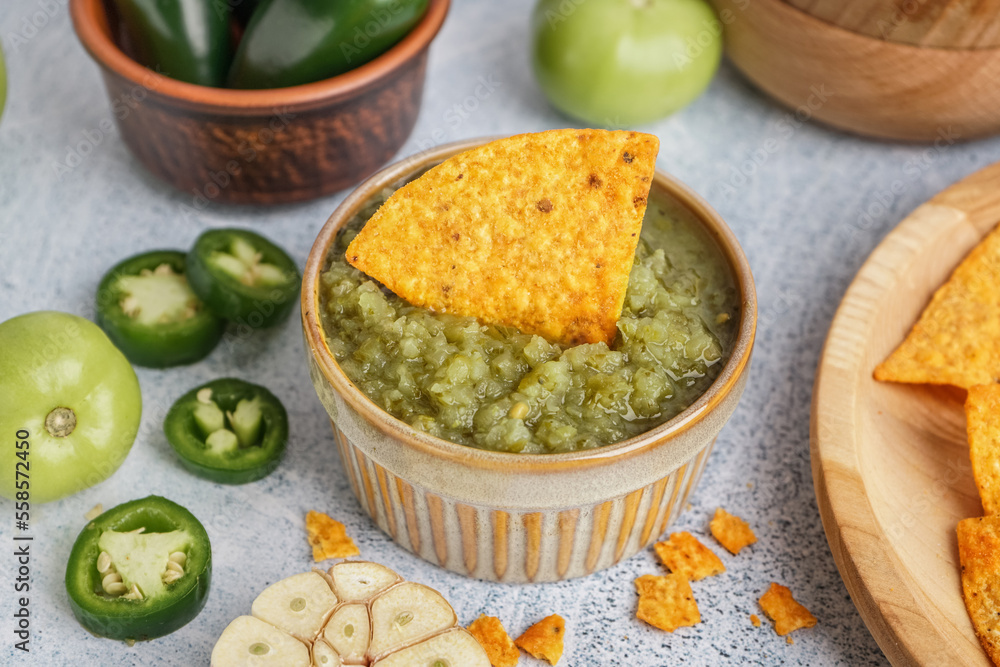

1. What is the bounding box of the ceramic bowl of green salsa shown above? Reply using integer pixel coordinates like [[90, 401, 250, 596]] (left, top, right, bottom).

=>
[[303, 138, 756, 583]]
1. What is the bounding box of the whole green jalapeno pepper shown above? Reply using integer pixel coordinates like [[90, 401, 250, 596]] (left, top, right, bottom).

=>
[[227, 0, 430, 89], [111, 0, 231, 87]]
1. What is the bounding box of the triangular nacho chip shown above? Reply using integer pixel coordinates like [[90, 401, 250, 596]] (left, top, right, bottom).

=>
[[346, 129, 659, 346], [967, 384, 1000, 514], [958, 515, 1000, 664], [874, 223, 1000, 388]]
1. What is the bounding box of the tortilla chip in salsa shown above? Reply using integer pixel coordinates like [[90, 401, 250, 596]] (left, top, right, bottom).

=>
[[345, 129, 659, 347]]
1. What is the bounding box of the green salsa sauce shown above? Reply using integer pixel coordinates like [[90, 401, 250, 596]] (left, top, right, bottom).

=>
[[320, 186, 738, 454]]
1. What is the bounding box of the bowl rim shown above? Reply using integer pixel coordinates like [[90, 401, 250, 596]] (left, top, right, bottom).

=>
[[69, 0, 450, 112], [302, 136, 757, 474]]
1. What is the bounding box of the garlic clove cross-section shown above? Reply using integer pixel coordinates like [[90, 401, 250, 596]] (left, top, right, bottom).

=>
[[251, 572, 339, 642], [211, 561, 489, 666], [311, 638, 343, 667], [367, 583, 456, 659], [371, 628, 491, 667], [329, 561, 399, 602], [323, 603, 371, 663], [211, 615, 311, 666]]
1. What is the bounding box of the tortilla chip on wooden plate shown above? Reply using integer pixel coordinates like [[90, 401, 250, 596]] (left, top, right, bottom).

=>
[[958, 515, 1000, 665], [967, 384, 1000, 515], [874, 223, 1000, 388]]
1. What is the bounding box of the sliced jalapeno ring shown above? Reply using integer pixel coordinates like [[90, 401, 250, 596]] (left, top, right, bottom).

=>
[[95, 250, 225, 368], [186, 229, 300, 329], [164, 378, 289, 484], [65, 496, 212, 642]]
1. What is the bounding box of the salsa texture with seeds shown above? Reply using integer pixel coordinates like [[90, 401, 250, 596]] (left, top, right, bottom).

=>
[[319, 185, 738, 454]]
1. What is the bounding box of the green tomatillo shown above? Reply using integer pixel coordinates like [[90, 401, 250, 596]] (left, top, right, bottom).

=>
[[530, 0, 722, 127], [0, 311, 142, 504]]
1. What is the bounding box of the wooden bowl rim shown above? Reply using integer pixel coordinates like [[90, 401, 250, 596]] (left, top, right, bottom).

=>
[[69, 0, 450, 112], [715, 0, 1000, 141], [301, 136, 758, 474], [773, 0, 1000, 54]]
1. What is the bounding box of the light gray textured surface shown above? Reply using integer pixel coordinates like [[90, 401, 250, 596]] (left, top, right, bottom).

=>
[[2, 0, 1000, 665]]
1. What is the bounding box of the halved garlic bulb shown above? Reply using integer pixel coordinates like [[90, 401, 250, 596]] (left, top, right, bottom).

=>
[[211, 561, 489, 667]]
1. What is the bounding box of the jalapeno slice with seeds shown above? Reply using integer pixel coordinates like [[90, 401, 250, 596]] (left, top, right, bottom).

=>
[[65, 496, 212, 642], [95, 250, 225, 368], [186, 229, 301, 329], [164, 378, 288, 484]]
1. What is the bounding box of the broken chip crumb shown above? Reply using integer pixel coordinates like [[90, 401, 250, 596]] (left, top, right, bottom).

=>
[[305, 510, 360, 561], [709, 507, 757, 555], [750, 614, 761, 627], [874, 222, 1000, 388], [653, 532, 725, 581], [84, 503, 103, 520], [759, 583, 817, 636], [468, 614, 519, 667], [786, 636, 794, 645], [634, 573, 701, 633], [958, 515, 1000, 664], [966, 385, 1000, 514], [345, 129, 659, 347], [515, 614, 565, 665]]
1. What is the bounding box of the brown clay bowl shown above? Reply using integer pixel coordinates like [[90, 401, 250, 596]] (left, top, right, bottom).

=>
[[70, 0, 449, 205], [301, 138, 758, 582], [712, 0, 1000, 141]]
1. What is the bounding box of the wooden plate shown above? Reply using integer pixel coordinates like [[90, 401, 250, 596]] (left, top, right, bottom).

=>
[[811, 161, 1000, 666]]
